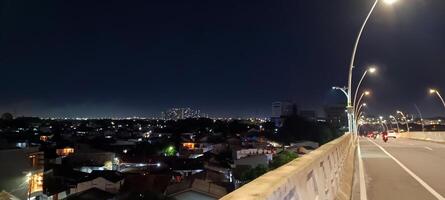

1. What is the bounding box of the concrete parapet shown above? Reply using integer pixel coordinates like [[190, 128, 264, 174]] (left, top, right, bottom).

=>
[[397, 131, 445, 143], [220, 134, 355, 200]]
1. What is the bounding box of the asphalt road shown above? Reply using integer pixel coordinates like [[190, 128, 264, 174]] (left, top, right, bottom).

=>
[[359, 137, 445, 200]]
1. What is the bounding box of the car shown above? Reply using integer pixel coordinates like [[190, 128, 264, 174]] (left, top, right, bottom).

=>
[[387, 130, 397, 138]]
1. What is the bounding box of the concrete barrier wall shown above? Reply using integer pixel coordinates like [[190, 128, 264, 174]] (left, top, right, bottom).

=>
[[397, 131, 445, 142], [220, 134, 355, 200]]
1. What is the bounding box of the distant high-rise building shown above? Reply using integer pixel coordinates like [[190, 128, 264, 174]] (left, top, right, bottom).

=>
[[271, 101, 297, 127], [271, 101, 296, 118], [162, 108, 201, 120], [324, 104, 347, 128]]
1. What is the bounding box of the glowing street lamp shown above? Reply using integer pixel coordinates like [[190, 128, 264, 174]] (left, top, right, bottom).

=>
[[384, 0, 398, 5], [396, 111, 410, 132], [389, 115, 400, 132], [353, 91, 370, 133], [429, 89, 445, 111], [347, 0, 397, 134], [332, 86, 348, 99], [354, 103, 368, 121], [356, 103, 367, 118], [379, 116, 389, 131], [355, 103, 367, 126], [355, 91, 371, 114], [351, 68, 376, 134], [414, 104, 425, 132], [353, 67, 377, 111]]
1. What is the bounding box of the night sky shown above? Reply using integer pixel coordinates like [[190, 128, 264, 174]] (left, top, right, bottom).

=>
[[1, 0, 445, 118]]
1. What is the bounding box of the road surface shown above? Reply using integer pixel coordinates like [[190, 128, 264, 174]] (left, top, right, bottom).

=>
[[359, 137, 445, 200]]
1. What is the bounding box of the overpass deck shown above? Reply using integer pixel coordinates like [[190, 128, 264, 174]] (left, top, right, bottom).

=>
[[358, 137, 445, 200]]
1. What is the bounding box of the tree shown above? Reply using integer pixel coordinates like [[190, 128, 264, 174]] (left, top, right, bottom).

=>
[[271, 115, 340, 145], [270, 150, 298, 169], [164, 145, 176, 156], [239, 164, 269, 183], [1, 112, 13, 120]]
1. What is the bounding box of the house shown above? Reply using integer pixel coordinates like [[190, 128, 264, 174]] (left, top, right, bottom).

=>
[[0, 147, 43, 200], [65, 188, 115, 200], [233, 148, 275, 160], [40, 167, 89, 200], [233, 154, 271, 168], [181, 142, 214, 158], [165, 179, 227, 200], [120, 174, 171, 194], [166, 158, 204, 177], [72, 170, 124, 194]]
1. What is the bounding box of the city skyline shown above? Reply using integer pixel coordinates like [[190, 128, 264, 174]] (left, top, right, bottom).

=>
[[1, 0, 445, 117]]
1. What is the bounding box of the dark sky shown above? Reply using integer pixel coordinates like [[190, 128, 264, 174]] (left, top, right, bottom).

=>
[[0, 0, 444, 118]]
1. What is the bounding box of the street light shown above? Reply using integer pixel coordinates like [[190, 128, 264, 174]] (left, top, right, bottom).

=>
[[355, 104, 367, 126], [354, 104, 367, 124], [347, 0, 397, 134], [356, 103, 367, 118], [353, 67, 377, 111], [353, 91, 370, 133], [429, 89, 445, 111], [414, 104, 425, 132], [389, 115, 400, 132], [350, 68, 376, 135], [396, 111, 410, 132], [379, 116, 389, 131], [332, 86, 348, 98], [355, 91, 370, 114], [384, 0, 398, 5]]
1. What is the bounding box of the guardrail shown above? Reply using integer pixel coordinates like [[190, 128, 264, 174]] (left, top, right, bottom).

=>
[[397, 131, 445, 142], [220, 133, 356, 200]]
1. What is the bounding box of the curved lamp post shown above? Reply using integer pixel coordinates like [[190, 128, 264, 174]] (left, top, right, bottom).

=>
[[396, 111, 410, 132], [347, 0, 398, 134], [353, 91, 370, 133], [333, 86, 348, 98], [379, 116, 389, 131], [389, 115, 400, 132], [355, 91, 370, 115], [429, 89, 445, 111], [355, 103, 367, 119], [414, 104, 425, 132], [353, 67, 376, 110]]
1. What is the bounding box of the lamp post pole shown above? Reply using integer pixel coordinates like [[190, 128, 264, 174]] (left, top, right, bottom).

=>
[[397, 111, 410, 132], [414, 104, 425, 132], [389, 115, 400, 133], [347, 0, 380, 135], [430, 89, 445, 111]]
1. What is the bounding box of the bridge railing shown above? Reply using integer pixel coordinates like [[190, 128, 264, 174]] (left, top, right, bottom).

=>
[[220, 133, 355, 200]]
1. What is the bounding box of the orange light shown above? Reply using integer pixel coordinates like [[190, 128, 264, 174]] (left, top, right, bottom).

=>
[[40, 136, 48, 142], [182, 143, 195, 150], [56, 147, 74, 156], [29, 172, 43, 194]]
